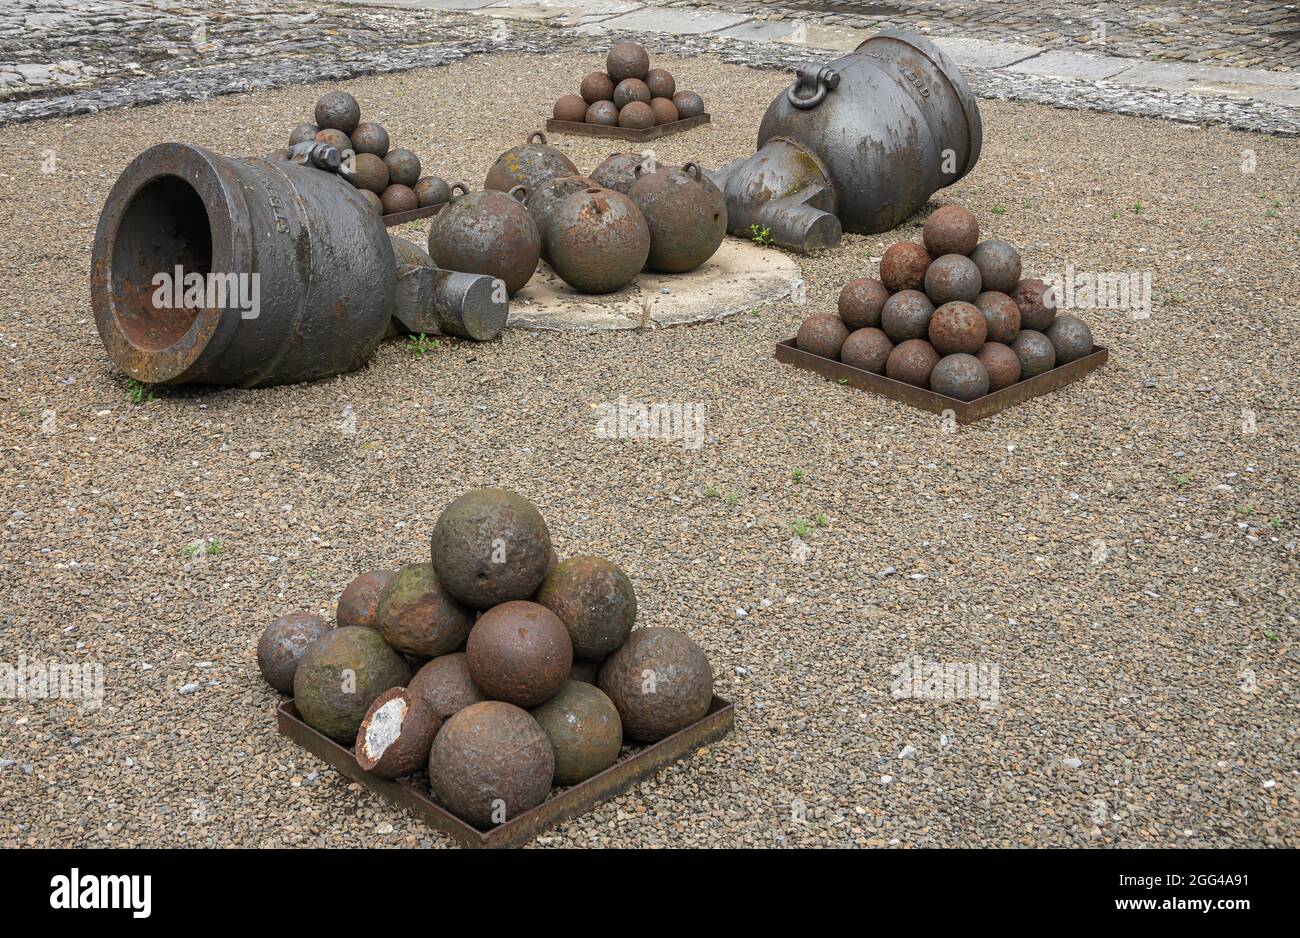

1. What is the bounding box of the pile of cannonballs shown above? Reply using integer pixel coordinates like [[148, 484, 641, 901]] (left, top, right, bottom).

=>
[[553, 42, 706, 130], [795, 206, 1095, 402], [288, 90, 451, 217], [257, 488, 716, 830]]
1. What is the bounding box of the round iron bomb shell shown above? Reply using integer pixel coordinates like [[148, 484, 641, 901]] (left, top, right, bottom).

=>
[[257, 611, 331, 694], [314, 90, 361, 134], [427, 189, 541, 296], [380, 184, 418, 215], [288, 123, 320, 147], [1011, 278, 1058, 331], [649, 97, 679, 125], [531, 681, 623, 786], [547, 185, 650, 293], [671, 90, 704, 119], [880, 289, 935, 343], [589, 152, 646, 195], [976, 341, 1022, 391], [645, 67, 676, 99], [384, 148, 422, 188], [1045, 314, 1095, 364], [350, 121, 390, 157], [879, 241, 932, 292], [337, 569, 396, 631], [554, 94, 588, 122], [930, 352, 990, 401], [840, 327, 894, 374], [377, 562, 475, 658], [467, 601, 573, 708], [585, 100, 620, 126], [408, 652, 486, 721], [430, 488, 553, 608], [292, 626, 411, 742], [929, 300, 988, 355], [414, 175, 450, 208], [796, 313, 849, 360], [355, 687, 441, 779], [484, 133, 579, 195], [838, 277, 889, 330], [885, 338, 940, 387], [580, 71, 615, 104], [350, 152, 390, 194], [606, 42, 650, 82], [970, 239, 1022, 294], [526, 174, 597, 258], [613, 78, 651, 110], [429, 701, 554, 829], [924, 253, 983, 305], [973, 291, 1021, 345], [618, 101, 656, 130], [597, 627, 713, 742], [535, 555, 637, 659], [628, 162, 727, 273], [314, 128, 352, 152], [1011, 329, 1057, 378], [922, 205, 979, 257]]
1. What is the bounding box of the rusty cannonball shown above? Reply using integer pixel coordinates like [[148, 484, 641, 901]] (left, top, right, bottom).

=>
[[429, 701, 554, 828], [618, 101, 656, 130], [467, 600, 573, 708], [359, 189, 383, 216], [1011, 329, 1057, 378], [613, 78, 651, 109], [585, 100, 620, 126], [1046, 314, 1095, 364], [649, 97, 679, 125], [350, 152, 389, 194], [288, 122, 319, 147], [840, 327, 894, 374], [974, 291, 1021, 345], [924, 253, 983, 305], [796, 313, 850, 360], [380, 184, 418, 215], [414, 175, 450, 208], [923, 205, 980, 257], [314, 127, 352, 152], [598, 627, 713, 742], [645, 67, 676, 99], [607, 42, 650, 82], [384, 148, 421, 187], [977, 341, 1022, 391], [531, 681, 623, 786], [929, 300, 987, 355], [431, 488, 553, 608], [427, 188, 541, 296], [580, 71, 615, 103], [970, 239, 1022, 293], [485, 132, 579, 195], [886, 338, 940, 388], [628, 161, 727, 273], [337, 569, 396, 631], [293, 627, 411, 742], [838, 277, 889, 330], [879, 241, 932, 292], [536, 555, 637, 660], [590, 152, 645, 195], [378, 562, 475, 658], [930, 353, 990, 401], [257, 611, 331, 694], [526, 174, 597, 260], [355, 687, 441, 779], [1011, 278, 1058, 331], [314, 90, 361, 134], [350, 121, 389, 157], [880, 289, 935, 343], [548, 185, 650, 293], [409, 652, 486, 721], [671, 90, 704, 119], [553, 94, 588, 123]]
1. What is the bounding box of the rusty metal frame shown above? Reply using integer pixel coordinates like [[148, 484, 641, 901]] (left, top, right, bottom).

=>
[[775, 338, 1109, 424], [382, 202, 445, 228], [544, 113, 711, 142], [277, 695, 734, 848]]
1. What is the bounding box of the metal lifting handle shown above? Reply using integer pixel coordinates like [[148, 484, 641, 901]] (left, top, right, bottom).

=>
[[786, 64, 840, 110]]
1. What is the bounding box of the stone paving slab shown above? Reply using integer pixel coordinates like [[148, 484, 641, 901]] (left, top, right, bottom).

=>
[[716, 20, 800, 43], [1107, 60, 1300, 99], [1006, 50, 1134, 82], [777, 24, 867, 52], [596, 6, 750, 34], [931, 38, 1042, 71]]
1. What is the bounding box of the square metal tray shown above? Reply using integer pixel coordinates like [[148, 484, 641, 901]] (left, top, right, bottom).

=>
[[776, 338, 1109, 424], [277, 695, 734, 848], [544, 113, 711, 142]]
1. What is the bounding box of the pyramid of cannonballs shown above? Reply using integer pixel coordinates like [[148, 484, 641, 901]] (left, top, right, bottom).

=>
[[796, 206, 1095, 401], [552, 42, 706, 130]]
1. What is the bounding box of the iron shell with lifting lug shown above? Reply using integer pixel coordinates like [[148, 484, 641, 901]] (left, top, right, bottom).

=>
[[627, 161, 727, 274]]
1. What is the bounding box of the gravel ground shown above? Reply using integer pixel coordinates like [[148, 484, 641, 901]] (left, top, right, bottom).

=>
[[0, 52, 1296, 848]]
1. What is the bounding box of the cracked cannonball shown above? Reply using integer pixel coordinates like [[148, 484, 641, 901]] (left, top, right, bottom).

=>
[[880, 241, 932, 292], [880, 289, 935, 342], [974, 291, 1021, 345], [671, 90, 704, 119], [1011, 278, 1058, 331], [929, 301, 987, 355], [649, 97, 679, 125], [408, 652, 485, 721], [977, 341, 1022, 392], [314, 90, 361, 134], [467, 601, 573, 707], [598, 627, 713, 742], [606, 42, 650, 82], [970, 239, 1022, 293], [258, 611, 331, 694], [613, 78, 651, 109], [349, 152, 389, 194], [840, 327, 894, 374], [930, 353, 990, 401], [384, 148, 422, 188], [293, 626, 411, 742], [645, 67, 676, 98], [1046, 314, 1095, 364], [885, 338, 940, 388], [350, 121, 389, 157], [414, 175, 450, 208], [431, 488, 553, 609], [923, 205, 979, 257], [838, 277, 890, 330], [314, 128, 351, 152], [380, 184, 418, 215], [553, 94, 588, 122], [580, 71, 615, 103], [288, 123, 319, 147], [429, 701, 554, 828], [531, 681, 623, 785], [1011, 329, 1057, 378], [618, 101, 656, 130], [536, 556, 636, 660], [377, 563, 474, 658], [337, 569, 396, 631], [796, 314, 849, 359], [585, 100, 620, 126], [924, 253, 982, 305], [355, 687, 441, 779]]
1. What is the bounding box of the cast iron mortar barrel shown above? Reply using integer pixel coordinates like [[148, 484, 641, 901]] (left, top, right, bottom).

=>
[[91, 142, 395, 387]]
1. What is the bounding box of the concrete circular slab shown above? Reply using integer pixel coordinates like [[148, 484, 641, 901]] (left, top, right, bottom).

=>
[[507, 236, 801, 331]]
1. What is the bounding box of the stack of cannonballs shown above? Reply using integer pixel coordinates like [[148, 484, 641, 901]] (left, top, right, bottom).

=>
[[553, 42, 706, 130], [288, 90, 452, 217], [795, 206, 1095, 402], [257, 488, 716, 830]]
